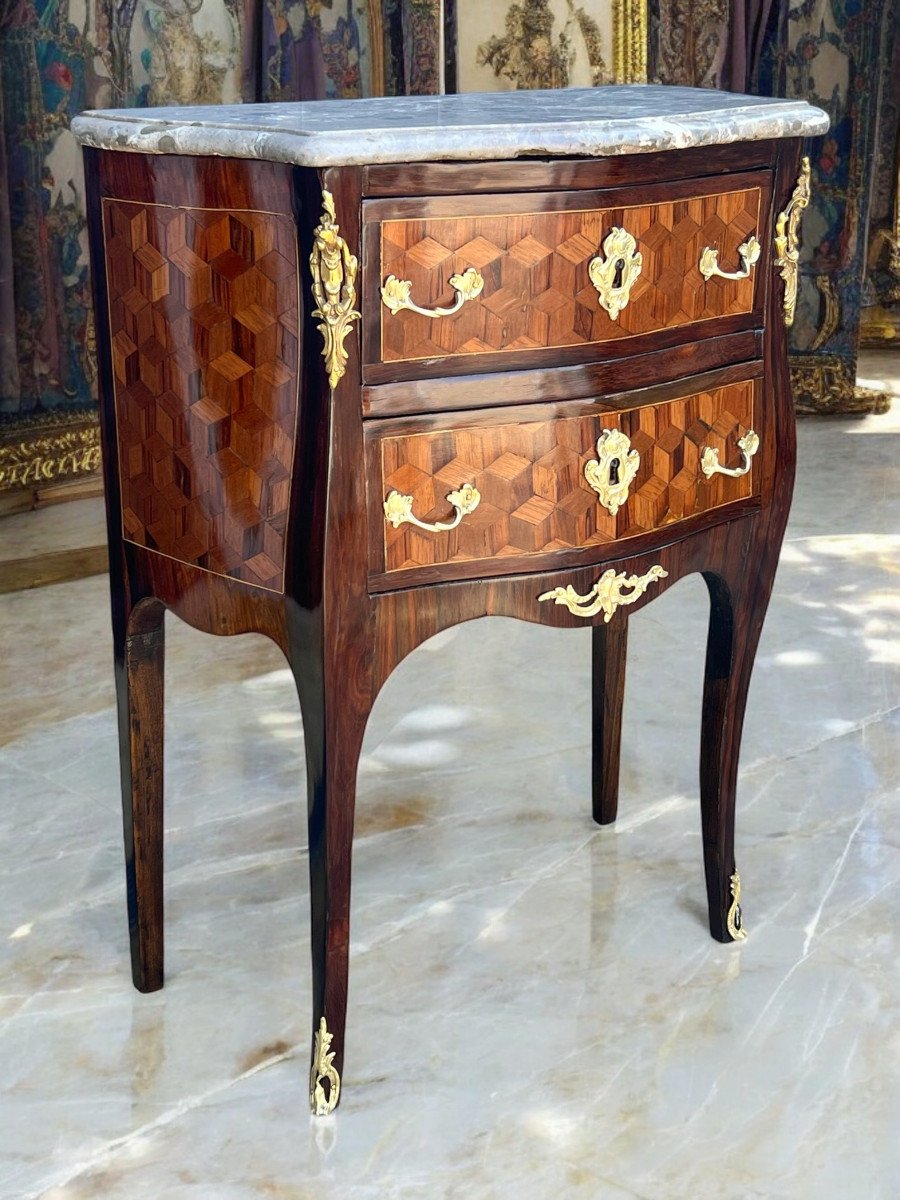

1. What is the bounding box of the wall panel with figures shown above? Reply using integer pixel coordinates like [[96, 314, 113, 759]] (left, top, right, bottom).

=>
[[0, 0, 445, 499], [2, 0, 895, 507], [648, 0, 899, 414], [451, 0, 646, 92]]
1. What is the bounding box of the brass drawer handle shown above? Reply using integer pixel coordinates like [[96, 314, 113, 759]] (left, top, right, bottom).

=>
[[699, 235, 761, 282], [588, 227, 643, 320], [539, 565, 667, 623], [584, 429, 640, 516], [700, 429, 760, 479], [381, 267, 484, 318], [384, 483, 480, 532]]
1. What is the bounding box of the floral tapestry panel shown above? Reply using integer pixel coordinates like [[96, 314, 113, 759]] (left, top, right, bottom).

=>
[[400, 0, 441, 94], [3, 0, 97, 417], [378, 0, 441, 95], [864, 0, 898, 310], [260, 0, 374, 100], [780, 1, 890, 355], [649, 0, 728, 89], [0, 0, 386, 431], [0, 0, 247, 420], [456, 0, 611, 92], [774, 0, 895, 410], [0, 66, 20, 408]]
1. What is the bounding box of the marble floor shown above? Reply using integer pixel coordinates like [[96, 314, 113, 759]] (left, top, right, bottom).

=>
[[2, 387, 900, 1199], [0, 497, 106, 567]]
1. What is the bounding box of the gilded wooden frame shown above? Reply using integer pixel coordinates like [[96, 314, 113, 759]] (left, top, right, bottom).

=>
[[0, 409, 102, 496], [612, 0, 648, 83], [1, 0, 647, 498]]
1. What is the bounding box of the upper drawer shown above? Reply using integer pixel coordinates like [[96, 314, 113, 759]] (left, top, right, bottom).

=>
[[362, 172, 771, 382]]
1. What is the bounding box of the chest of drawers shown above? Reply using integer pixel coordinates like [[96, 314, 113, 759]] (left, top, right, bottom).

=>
[[74, 86, 828, 1115]]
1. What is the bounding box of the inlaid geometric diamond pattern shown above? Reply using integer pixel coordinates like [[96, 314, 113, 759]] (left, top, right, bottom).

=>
[[379, 381, 758, 573], [379, 187, 762, 363], [102, 199, 300, 592]]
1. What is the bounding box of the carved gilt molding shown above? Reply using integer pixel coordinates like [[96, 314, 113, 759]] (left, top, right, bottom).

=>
[[310, 1016, 341, 1116], [774, 157, 811, 327], [613, 0, 648, 83], [0, 411, 102, 493], [310, 190, 361, 391]]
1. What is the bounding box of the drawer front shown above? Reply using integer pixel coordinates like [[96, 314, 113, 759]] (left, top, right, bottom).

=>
[[365, 173, 769, 377], [370, 376, 761, 582]]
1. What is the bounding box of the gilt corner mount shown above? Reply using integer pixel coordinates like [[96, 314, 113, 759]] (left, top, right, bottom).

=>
[[310, 190, 361, 390], [774, 157, 812, 328]]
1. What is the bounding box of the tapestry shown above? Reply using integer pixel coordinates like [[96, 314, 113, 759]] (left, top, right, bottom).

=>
[[396, 0, 442, 94], [455, 0, 614, 92], [860, 0, 899, 341], [776, 0, 895, 412], [651, 0, 899, 413], [0, 0, 443, 491], [261, 0, 374, 100], [649, 0, 728, 89]]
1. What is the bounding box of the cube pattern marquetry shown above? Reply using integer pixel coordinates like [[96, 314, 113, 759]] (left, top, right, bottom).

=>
[[102, 199, 300, 592], [379, 186, 762, 363], [379, 380, 758, 573]]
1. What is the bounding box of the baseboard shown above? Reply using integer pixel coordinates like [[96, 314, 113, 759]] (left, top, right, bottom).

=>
[[0, 545, 109, 594]]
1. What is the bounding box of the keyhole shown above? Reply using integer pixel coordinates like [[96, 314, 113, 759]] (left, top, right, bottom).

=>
[[608, 456, 621, 485], [612, 258, 625, 289]]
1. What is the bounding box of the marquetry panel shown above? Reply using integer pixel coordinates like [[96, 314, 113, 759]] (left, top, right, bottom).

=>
[[102, 199, 300, 592], [376, 379, 758, 574], [378, 185, 762, 363]]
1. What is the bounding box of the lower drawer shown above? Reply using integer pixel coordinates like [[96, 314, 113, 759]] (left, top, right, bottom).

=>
[[367, 371, 762, 587]]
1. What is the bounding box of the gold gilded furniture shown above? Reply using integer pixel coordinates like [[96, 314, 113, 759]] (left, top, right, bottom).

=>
[[73, 86, 828, 1114]]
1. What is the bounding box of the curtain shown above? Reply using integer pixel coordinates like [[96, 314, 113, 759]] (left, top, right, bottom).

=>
[[0, 0, 442, 429], [0, 54, 18, 412], [651, 0, 898, 414], [721, 0, 775, 92]]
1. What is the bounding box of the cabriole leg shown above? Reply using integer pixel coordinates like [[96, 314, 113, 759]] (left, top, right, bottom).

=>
[[699, 566, 771, 943], [114, 599, 166, 992], [591, 617, 628, 825], [293, 642, 372, 1115]]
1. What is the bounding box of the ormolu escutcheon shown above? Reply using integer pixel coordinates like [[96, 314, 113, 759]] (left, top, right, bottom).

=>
[[588, 227, 643, 320], [584, 428, 640, 516]]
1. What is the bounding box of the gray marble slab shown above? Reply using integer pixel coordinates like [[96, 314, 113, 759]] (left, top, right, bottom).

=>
[[72, 85, 829, 167]]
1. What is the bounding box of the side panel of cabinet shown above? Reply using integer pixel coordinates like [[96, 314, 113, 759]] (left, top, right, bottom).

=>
[[92, 155, 302, 593]]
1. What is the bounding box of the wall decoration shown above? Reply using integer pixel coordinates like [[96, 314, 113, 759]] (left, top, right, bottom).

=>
[[777, 0, 896, 412], [0, 0, 441, 497], [649, 0, 728, 89], [650, 0, 899, 414], [454, 0, 646, 93]]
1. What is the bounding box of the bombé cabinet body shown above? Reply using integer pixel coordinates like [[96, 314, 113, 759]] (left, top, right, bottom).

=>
[[73, 87, 829, 1114]]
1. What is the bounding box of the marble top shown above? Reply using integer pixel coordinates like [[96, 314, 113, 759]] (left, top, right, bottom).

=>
[[72, 85, 828, 168]]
